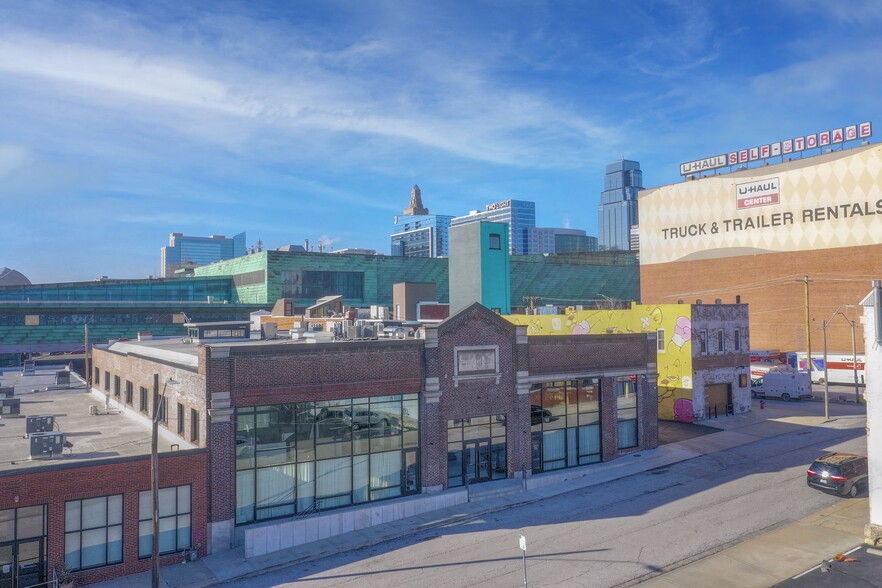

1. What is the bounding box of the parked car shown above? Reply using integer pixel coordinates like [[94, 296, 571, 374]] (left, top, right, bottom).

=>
[[806, 452, 868, 497]]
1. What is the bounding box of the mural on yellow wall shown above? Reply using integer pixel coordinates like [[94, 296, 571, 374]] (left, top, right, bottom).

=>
[[504, 304, 696, 422]]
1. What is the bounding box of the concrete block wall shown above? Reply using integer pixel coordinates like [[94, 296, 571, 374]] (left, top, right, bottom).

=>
[[244, 489, 467, 558]]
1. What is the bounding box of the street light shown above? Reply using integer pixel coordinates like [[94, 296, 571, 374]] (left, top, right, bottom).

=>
[[151, 377, 179, 588], [821, 305, 857, 420]]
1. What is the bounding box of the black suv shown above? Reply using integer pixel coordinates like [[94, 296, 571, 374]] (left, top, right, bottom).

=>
[[806, 453, 868, 497]]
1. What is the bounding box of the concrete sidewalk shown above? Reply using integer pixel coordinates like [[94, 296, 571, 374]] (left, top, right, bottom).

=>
[[91, 402, 869, 587]]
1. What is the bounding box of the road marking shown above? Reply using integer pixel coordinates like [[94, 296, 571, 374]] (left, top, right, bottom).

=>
[[792, 545, 863, 578]]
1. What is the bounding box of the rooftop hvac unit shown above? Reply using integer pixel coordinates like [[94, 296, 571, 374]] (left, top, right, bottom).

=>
[[0, 386, 13, 398], [29, 432, 66, 459], [0, 397, 20, 415], [261, 323, 278, 339], [26, 414, 55, 434], [55, 371, 70, 385]]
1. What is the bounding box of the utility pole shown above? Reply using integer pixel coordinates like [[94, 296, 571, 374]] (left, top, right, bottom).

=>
[[796, 275, 813, 378], [84, 324, 90, 390], [523, 296, 540, 311]]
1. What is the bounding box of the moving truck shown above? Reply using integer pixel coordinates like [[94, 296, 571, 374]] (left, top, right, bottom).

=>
[[786, 351, 866, 385]]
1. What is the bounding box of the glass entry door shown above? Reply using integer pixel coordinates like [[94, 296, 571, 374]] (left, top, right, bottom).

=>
[[464, 439, 492, 484], [0, 539, 44, 588], [0, 543, 12, 588], [16, 539, 44, 588]]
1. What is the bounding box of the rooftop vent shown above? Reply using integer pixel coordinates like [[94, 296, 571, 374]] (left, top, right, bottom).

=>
[[29, 432, 66, 459], [0, 397, 20, 415], [26, 415, 55, 434]]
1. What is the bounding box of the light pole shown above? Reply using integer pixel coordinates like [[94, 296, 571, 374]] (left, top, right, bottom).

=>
[[822, 318, 830, 421], [152, 377, 179, 588]]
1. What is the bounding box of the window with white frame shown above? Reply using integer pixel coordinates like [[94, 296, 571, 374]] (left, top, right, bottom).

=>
[[734, 328, 742, 351], [717, 330, 725, 354], [138, 485, 191, 558], [699, 329, 708, 354], [65, 495, 123, 570], [656, 328, 666, 353]]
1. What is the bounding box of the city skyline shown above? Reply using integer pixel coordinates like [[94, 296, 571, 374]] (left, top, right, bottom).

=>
[[2, 0, 881, 283]]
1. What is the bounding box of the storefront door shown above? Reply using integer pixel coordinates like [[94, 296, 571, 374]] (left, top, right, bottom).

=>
[[464, 439, 492, 484], [15, 539, 43, 588], [0, 539, 44, 588], [0, 543, 12, 588]]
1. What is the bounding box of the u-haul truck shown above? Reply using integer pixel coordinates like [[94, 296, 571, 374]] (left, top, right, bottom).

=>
[[785, 352, 866, 385]]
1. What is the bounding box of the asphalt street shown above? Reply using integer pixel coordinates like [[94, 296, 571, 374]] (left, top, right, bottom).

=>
[[220, 399, 867, 587]]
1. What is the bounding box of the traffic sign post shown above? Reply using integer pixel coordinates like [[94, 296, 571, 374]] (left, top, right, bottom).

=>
[[518, 534, 527, 587]]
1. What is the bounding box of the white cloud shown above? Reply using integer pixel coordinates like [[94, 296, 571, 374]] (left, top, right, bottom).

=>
[[0, 22, 618, 169], [0, 144, 31, 177]]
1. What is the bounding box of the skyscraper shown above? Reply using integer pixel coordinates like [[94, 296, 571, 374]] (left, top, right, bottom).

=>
[[451, 200, 536, 255], [161, 232, 246, 277], [598, 159, 643, 251], [391, 185, 454, 257]]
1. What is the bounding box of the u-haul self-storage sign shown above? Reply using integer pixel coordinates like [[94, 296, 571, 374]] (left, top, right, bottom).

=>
[[737, 178, 779, 210], [679, 121, 872, 176]]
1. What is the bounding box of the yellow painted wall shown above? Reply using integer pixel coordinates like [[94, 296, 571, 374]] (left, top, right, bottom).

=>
[[505, 304, 697, 422]]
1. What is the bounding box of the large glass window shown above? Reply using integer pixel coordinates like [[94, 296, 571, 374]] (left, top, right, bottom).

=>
[[529, 379, 601, 472], [616, 377, 638, 449], [235, 394, 419, 524], [280, 270, 365, 301], [65, 495, 123, 570], [138, 486, 191, 558]]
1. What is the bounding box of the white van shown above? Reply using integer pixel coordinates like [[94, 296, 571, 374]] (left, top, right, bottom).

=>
[[751, 371, 812, 401]]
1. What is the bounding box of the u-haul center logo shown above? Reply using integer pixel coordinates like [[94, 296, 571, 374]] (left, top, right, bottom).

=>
[[737, 178, 780, 210]]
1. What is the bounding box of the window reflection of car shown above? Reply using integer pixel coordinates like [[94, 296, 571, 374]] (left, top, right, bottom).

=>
[[531, 405, 552, 425], [496, 406, 553, 425], [235, 435, 260, 457], [347, 409, 390, 430]]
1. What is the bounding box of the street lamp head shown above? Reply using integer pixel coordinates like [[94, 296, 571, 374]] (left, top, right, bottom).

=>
[[166, 378, 180, 386]]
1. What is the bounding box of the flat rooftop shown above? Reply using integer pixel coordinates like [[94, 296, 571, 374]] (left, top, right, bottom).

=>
[[104, 332, 424, 368], [0, 366, 191, 474]]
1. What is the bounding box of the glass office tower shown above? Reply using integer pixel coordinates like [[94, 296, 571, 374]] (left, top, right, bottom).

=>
[[451, 200, 536, 255], [391, 215, 454, 257], [598, 160, 643, 251], [161, 232, 246, 277]]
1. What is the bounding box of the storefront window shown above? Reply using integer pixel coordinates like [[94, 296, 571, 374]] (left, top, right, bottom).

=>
[[65, 495, 123, 570], [530, 379, 601, 472], [235, 393, 419, 524]]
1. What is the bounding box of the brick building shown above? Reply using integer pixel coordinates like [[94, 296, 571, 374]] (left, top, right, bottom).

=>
[[0, 368, 207, 587], [91, 303, 658, 560], [639, 140, 882, 355]]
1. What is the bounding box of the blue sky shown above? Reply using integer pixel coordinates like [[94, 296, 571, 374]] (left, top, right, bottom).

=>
[[2, 0, 882, 283]]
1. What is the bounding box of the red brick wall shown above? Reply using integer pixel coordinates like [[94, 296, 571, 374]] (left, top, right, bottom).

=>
[[527, 334, 654, 374], [427, 306, 526, 486], [0, 451, 208, 586], [641, 243, 879, 353]]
